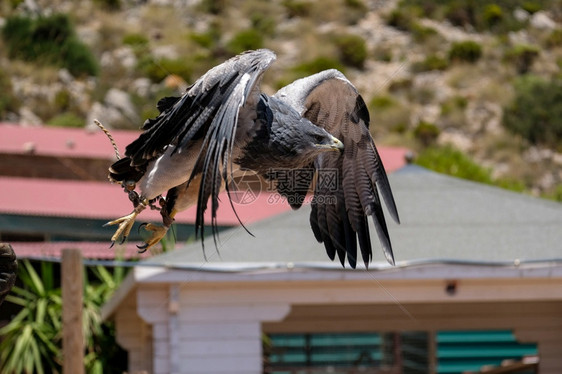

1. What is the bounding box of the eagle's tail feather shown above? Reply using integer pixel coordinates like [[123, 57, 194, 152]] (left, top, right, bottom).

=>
[[109, 157, 144, 184]]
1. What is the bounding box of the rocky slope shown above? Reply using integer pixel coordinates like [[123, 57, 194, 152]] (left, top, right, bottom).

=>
[[1, 0, 562, 198]]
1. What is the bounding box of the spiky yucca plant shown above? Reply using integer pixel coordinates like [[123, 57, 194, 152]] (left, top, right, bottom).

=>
[[0, 259, 128, 374]]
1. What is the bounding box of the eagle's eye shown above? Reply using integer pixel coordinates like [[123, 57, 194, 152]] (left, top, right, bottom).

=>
[[313, 134, 326, 143]]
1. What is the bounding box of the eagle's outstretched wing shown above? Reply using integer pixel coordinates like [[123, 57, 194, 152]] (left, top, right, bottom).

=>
[[275, 70, 400, 268], [119, 49, 277, 241]]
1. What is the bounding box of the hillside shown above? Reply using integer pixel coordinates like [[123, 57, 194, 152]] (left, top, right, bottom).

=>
[[1, 0, 562, 199]]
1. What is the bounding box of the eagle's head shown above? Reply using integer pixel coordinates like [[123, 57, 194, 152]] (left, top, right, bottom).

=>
[[275, 117, 343, 165], [238, 97, 343, 172], [267, 99, 343, 168]]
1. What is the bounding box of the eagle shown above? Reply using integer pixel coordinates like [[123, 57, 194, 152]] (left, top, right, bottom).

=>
[[105, 49, 399, 268]]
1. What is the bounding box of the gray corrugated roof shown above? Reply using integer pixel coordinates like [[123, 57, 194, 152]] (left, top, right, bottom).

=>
[[145, 165, 562, 266]]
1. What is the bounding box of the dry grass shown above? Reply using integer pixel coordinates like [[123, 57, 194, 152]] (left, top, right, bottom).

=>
[[7, 60, 59, 85]]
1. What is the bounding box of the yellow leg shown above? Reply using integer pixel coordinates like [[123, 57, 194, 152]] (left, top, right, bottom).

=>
[[104, 199, 147, 247], [136, 210, 177, 253]]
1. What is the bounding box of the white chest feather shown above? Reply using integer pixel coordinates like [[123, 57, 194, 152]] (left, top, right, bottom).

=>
[[138, 145, 198, 199]]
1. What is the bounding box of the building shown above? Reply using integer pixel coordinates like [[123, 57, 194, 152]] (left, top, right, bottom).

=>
[[102, 165, 562, 374]]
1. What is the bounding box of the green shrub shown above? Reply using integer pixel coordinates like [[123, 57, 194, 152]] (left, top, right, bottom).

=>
[[2, 14, 98, 76], [54, 89, 71, 112], [368, 96, 411, 133], [93, 0, 120, 9], [122, 33, 149, 56], [440, 96, 468, 116], [343, 0, 368, 24], [521, 1, 541, 14], [483, 4, 503, 28], [292, 57, 346, 76], [415, 145, 526, 192], [7, 0, 24, 9], [137, 56, 192, 83], [388, 78, 412, 95], [412, 55, 449, 72], [333, 33, 368, 69], [545, 29, 562, 48], [405, 0, 531, 34], [0, 70, 19, 118], [60, 38, 100, 77], [189, 24, 222, 51], [370, 95, 397, 110], [387, 8, 416, 31], [415, 145, 493, 184], [444, 1, 476, 27], [448, 40, 482, 63], [504, 76, 562, 148], [47, 112, 85, 128], [251, 13, 277, 36], [543, 184, 562, 202], [414, 121, 440, 146], [504, 44, 539, 74], [0, 260, 128, 374], [122, 33, 149, 47], [345, 0, 367, 11], [410, 85, 435, 105], [373, 46, 393, 62], [390, 122, 408, 134], [411, 23, 438, 42], [226, 29, 264, 55], [199, 0, 225, 14], [282, 0, 312, 18], [440, 96, 468, 128], [190, 32, 215, 49]]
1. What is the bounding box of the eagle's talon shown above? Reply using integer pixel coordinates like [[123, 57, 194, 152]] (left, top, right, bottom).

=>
[[137, 223, 169, 252], [105, 201, 147, 247], [138, 222, 148, 233], [136, 243, 149, 253]]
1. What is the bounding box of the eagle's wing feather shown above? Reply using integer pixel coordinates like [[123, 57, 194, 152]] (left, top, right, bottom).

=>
[[275, 69, 399, 267], [125, 50, 276, 164], [124, 49, 277, 242]]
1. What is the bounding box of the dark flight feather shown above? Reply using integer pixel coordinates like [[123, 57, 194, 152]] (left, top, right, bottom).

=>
[[115, 50, 276, 246], [275, 69, 400, 267]]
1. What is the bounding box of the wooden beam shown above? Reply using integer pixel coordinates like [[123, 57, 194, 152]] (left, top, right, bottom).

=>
[[62, 249, 84, 374]]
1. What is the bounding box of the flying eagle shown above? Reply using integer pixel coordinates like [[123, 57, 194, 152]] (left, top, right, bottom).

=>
[[105, 49, 399, 268]]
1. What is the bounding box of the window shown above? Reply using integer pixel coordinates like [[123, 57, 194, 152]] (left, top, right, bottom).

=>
[[264, 330, 538, 374], [264, 331, 428, 374]]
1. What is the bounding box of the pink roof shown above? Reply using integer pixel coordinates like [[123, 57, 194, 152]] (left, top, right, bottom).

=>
[[0, 123, 139, 159], [376, 146, 410, 174], [11, 241, 153, 260], [0, 122, 408, 224], [0, 146, 407, 224], [0, 177, 291, 225]]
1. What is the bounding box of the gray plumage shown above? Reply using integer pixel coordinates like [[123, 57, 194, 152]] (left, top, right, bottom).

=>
[[107, 49, 399, 268]]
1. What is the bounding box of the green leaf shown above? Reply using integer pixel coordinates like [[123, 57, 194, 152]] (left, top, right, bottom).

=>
[[35, 327, 60, 356], [94, 265, 112, 285], [26, 337, 42, 374], [48, 306, 62, 330], [4, 292, 29, 306], [0, 308, 29, 334], [10, 284, 36, 299], [11, 325, 32, 368], [41, 261, 54, 291], [24, 260, 45, 296], [36, 298, 47, 324]]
